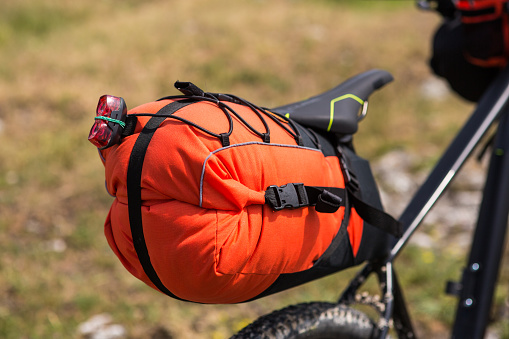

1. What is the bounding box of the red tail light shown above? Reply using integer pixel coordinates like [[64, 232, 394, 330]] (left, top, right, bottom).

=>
[[88, 95, 127, 149]]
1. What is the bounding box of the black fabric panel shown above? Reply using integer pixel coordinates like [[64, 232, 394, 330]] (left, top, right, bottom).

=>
[[341, 147, 395, 265], [294, 122, 337, 156]]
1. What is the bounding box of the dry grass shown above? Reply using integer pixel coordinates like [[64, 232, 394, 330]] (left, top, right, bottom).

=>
[[0, 0, 507, 338]]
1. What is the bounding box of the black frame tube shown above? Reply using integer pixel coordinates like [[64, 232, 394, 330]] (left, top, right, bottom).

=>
[[451, 110, 509, 339]]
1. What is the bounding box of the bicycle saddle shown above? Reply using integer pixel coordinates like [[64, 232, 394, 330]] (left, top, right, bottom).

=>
[[272, 69, 393, 135]]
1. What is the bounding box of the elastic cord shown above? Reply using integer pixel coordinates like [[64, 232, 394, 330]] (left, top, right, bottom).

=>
[[95, 116, 126, 128]]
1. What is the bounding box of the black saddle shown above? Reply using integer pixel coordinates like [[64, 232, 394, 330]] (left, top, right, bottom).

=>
[[272, 69, 393, 135]]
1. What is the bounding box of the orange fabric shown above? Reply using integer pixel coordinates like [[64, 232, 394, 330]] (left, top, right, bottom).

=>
[[347, 208, 364, 257], [100, 99, 361, 304]]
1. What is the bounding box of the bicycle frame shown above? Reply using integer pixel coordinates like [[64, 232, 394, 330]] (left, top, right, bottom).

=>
[[339, 65, 509, 339]]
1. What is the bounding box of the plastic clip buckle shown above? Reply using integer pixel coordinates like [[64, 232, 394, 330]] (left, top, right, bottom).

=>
[[345, 170, 360, 193], [267, 183, 308, 210], [338, 152, 360, 193]]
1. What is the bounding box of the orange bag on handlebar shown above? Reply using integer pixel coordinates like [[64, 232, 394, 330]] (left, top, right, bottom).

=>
[[457, 0, 509, 67]]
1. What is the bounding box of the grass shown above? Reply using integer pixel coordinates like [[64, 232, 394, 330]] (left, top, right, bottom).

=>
[[0, 0, 507, 338]]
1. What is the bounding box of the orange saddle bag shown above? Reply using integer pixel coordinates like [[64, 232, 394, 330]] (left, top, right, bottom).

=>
[[90, 70, 401, 304]]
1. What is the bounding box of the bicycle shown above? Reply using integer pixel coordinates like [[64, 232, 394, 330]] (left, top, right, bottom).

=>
[[232, 7, 509, 339]]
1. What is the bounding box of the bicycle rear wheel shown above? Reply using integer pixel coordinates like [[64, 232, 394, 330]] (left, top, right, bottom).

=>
[[231, 302, 379, 339]]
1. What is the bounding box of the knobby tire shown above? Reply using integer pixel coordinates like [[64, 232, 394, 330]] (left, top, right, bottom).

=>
[[231, 302, 379, 339]]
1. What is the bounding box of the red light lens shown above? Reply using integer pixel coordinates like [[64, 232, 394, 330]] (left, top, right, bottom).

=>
[[97, 95, 122, 117], [89, 95, 125, 149], [88, 120, 113, 148]]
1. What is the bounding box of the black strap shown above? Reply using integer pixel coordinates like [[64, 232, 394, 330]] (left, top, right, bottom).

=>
[[121, 115, 138, 137], [127, 101, 192, 300], [265, 182, 402, 238], [346, 183, 403, 238], [338, 146, 403, 238]]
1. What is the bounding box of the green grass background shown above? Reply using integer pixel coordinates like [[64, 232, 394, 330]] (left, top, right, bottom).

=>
[[0, 0, 507, 338]]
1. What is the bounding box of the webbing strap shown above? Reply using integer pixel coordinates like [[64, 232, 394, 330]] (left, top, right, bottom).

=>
[[121, 115, 138, 137], [265, 182, 402, 238], [346, 184, 403, 238], [127, 101, 192, 300]]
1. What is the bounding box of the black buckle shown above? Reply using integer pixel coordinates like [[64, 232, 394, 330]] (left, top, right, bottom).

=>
[[267, 183, 309, 210], [345, 170, 360, 193], [337, 150, 360, 193]]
